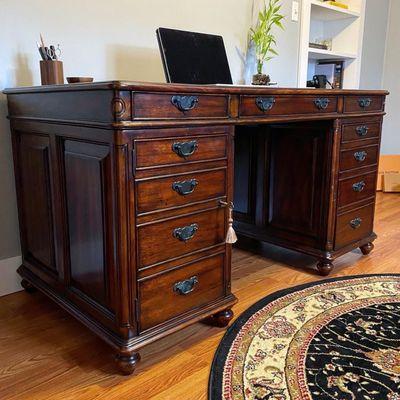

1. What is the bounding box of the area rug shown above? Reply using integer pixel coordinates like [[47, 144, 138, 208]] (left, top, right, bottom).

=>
[[209, 275, 400, 400]]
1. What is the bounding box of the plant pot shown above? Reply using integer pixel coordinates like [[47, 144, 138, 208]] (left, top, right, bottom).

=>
[[252, 73, 271, 86]]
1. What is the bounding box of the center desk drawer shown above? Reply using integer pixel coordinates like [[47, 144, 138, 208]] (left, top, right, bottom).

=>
[[133, 93, 229, 119], [139, 253, 224, 331], [135, 134, 227, 168], [136, 168, 226, 213], [239, 95, 338, 117], [138, 207, 225, 268]]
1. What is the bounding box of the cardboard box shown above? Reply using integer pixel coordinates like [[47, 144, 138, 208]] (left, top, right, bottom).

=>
[[383, 172, 400, 192], [377, 155, 400, 191]]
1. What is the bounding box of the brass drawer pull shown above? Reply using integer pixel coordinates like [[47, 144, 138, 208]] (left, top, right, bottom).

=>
[[172, 179, 198, 196], [255, 96, 276, 112], [354, 151, 367, 162], [171, 95, 199, 112], [358, 98, 372, 109], [314, 98, 330, 110], [352, 181, 366, 192], [172, 140, 198, 159], [350, 217, 362, 230], [173, 276, 198, 295], [173, 223, 199, 242], [356, 126, 369, 137]]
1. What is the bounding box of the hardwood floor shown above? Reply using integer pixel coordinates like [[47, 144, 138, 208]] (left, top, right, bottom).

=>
[[0, 192, 399, 400]]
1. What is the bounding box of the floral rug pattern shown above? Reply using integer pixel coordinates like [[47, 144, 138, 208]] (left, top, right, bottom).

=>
[[209, 275, 400, 400]]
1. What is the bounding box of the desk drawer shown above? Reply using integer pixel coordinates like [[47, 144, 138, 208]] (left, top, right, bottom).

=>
[[239, 95, 338, 117], [339, 145, 379, 172], [338, 172, 377, 208], [342, 121, 381, 143], [335, 203, 375, 249], [136, 168, 226, 213], [132, 93, 229, 119], [139, 253, 224, 331], [343, 96, 385, 114], [138, 207, 225, 268], [135, 134, 227, 168]]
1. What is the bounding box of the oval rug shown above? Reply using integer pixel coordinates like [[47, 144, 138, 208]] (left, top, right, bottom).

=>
[[209, 274, 400, 400]]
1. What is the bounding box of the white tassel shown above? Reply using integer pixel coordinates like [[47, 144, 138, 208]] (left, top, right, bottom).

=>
[[220, 201, 238, 244]]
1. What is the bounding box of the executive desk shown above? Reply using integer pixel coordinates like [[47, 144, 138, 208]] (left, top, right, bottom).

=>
[[5, 81, 388, 374]]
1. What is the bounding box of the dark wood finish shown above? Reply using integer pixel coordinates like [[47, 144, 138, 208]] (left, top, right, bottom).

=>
[[20, 278, 37, 293], [343, 95, 385, 114], [360, 241, 375, 255], [132, 93, 229, 119], [137, 207, 225, 268], [4, 81, 387, 375], [335, 203, 375, 249], [139, 253, 225, 331], [339, 144, 379, 172], [342, 120, 381, 143], [202, 308, 234, 327], [338, 171, 377, 208], [136, 168, 226, 213], [239, 95, 338, 117], [134, 130, 228, 169]]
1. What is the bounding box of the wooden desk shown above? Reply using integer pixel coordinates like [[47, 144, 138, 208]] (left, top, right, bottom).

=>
[[4, 82, 388, 374]]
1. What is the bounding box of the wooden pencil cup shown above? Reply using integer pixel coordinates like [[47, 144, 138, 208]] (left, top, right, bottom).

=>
[[40, 60, 64, 85]]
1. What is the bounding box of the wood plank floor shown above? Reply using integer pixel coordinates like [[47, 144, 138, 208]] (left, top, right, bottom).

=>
[[1, 193, 399, 400]]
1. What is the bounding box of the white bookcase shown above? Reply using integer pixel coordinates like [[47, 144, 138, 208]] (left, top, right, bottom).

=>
[[298, 0, 366, 89]]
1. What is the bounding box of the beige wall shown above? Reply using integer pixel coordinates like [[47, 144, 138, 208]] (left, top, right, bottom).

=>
[[0, 0, 301, 262]]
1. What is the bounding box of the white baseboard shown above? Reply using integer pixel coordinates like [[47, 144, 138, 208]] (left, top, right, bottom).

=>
[[0, 256, 22, 297]]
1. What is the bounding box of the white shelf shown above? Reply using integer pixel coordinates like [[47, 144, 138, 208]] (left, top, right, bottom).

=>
[[311, 0, 360, 21], [308, 48, 357, 60]]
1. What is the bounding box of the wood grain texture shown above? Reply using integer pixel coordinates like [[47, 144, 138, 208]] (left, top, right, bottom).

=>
[[0, 192, 398, 400]]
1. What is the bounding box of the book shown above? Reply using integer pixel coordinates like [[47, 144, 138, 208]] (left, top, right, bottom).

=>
[[324, 1, 349, 9]]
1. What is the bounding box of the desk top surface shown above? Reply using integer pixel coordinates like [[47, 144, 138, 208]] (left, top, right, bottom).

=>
[[4, 80, 389, 96]]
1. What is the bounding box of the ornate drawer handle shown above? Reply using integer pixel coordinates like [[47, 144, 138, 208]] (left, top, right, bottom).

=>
[[172, 179, 198, 196], [173, 223, 199, 242], [358, 98, 372, 109], [171, 95, 199, 112], [314, 98, 330, 110], [350, 217, 362, 230], [356, 126, 369, 137], [352, 181, 366, 192], [172, 140, 198, 159], [255, 96, 276, 112], [173, 276, 198, 295], [354, 151, 367, 162]]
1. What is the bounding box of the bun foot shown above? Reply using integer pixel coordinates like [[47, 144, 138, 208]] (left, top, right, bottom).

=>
[[115, 352, 140, 375], [21, 279, 37, 293], [360, 242, 374, 256], [202, 308, 234, 328], [317, 259, 334, 276]]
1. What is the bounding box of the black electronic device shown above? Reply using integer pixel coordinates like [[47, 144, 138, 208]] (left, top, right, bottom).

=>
[[156, 27, 233, 84]]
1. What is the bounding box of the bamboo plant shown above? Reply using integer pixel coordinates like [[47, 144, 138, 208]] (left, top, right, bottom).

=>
[[250, 0, 285, 76]]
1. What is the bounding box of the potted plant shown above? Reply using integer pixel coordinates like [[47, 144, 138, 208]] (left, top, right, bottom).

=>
[[249, 0, 284, 85]]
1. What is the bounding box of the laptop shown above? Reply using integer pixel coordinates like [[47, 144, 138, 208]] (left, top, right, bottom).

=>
[[156, 27, 233, 85]]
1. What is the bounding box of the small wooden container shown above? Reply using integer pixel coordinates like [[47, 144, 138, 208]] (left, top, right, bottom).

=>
[[40, 60, 64, 85]]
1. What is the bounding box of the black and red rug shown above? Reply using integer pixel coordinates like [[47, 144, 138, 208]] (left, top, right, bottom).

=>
[[209, 275, 400, 400]]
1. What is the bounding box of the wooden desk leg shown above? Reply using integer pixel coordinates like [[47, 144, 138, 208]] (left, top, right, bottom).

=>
[[202, 308, 234, 328], [115, 351, 141, 375], [21, 279, 37, 293], [360, 242, 374, 255], [317, 259, 334, 276]]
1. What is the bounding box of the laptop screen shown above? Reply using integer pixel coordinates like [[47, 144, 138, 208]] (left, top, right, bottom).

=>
[[156, 28, 233, 85]]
